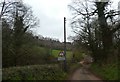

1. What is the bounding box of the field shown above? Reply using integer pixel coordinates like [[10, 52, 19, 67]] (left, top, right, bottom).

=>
[[52, 49, 73, 60]]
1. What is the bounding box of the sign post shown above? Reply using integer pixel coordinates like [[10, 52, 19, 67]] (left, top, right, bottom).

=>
[[57, 17, 67, 72], [58, 51, 65, 71], [63, 17, 67, 72]]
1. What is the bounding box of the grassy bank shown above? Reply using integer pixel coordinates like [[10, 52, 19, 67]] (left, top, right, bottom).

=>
[[3, 45, 50, 68], [2, 64, 67, 80], [90, 63, 118, 80]]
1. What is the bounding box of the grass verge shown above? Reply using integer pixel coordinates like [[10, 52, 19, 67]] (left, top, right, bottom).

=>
[[90, 63, 118, 80]]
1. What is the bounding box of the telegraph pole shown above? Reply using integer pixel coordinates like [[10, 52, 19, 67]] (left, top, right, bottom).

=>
[[64, 17, 67, 72], [118, 1, 120, 20]]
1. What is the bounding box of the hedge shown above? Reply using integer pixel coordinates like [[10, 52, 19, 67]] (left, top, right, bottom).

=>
[[2, 64, 67, 80]]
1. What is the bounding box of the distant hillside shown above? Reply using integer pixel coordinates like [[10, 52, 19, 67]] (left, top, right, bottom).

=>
[[33, 35, 73, 50]]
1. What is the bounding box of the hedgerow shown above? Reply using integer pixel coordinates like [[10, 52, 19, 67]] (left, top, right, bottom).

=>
[[2, 64, 67, 80]]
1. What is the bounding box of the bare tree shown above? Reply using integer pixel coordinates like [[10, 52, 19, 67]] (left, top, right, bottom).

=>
[[0, 0, 39, 30], [68, 0, 120, 62]]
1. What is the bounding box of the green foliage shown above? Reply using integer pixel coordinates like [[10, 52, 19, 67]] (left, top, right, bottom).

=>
[[3, 42, 50, 67], [16, 45, 50, 66], [90, 63, 118, 80], [73, 51, 84, 62], [52, 50, 59, 57], [66, 51, 73, 60], [2, 64, 67, 80]]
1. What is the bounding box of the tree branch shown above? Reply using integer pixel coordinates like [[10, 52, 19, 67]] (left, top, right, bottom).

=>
[[105, 12, 119, 19], [23, 25, 29, 32], [68, 5, 97, 17], [0, 1, 5, 19], [68, 5, 87, 15]]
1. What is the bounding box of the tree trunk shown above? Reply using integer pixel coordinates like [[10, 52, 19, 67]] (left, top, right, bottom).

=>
[[96, 2, 113, 60]]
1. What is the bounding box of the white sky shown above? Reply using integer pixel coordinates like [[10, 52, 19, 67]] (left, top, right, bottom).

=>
[[23, 0, 120, 42], [23, 0, 72, 42]]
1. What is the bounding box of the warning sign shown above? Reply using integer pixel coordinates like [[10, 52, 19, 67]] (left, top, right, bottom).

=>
[[58, 57, 65, 61], [58, 51, 65, 61]]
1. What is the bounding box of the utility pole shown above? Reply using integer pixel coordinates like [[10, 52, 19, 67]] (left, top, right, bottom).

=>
[[118, 1, 120, 20], [64, 17, 67, 72]]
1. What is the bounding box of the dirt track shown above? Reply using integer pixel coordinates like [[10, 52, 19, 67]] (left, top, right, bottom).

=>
[[69, 66, 103, 81]]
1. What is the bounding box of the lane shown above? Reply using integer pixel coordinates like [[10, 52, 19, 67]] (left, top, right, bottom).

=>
[[70, 67, 102, 80]]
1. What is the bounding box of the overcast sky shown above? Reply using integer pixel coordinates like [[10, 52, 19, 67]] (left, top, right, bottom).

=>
[[23, 0, 72, 42], [23, 0, 120, 42]]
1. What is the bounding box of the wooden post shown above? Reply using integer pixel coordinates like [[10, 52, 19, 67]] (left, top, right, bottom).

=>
[[64, 17, 67, 72]]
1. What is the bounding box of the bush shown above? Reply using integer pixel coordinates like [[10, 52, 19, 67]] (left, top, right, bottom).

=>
[[2, 64, 67, 80]]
